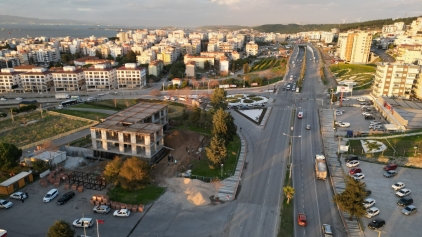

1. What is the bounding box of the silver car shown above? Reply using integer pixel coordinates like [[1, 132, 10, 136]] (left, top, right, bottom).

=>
[[402, 205, 417, 216], [322, 224, 333, 236], [93, 205, 111, 214]]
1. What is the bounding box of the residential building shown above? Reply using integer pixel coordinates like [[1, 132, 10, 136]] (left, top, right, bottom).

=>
[[84, 64, 117, 90], [21, 68, 53, 92], [172, 78, 182, 86], [185, 61, 196, 78], [148, 60, 164, 77], [0, 68, 22, 93], [51, 66, 85, 92], [220, 56, 229, 74], [184, 55, 214, 69], [116, 63, 147, 89], [90, 102, 168, 162], [246, 41, 259, 56], [12, 65, 37, 73], [191, 38, 201, 54], [0, 57, 20, 69], [219, 42, 234, 53], [338, 31, 372, 63], [372, 62, 420, 99], [231, 51, 240, 60]]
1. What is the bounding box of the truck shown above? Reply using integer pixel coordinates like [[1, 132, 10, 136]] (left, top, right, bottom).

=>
[[55, 93, 70, 99], [315, 154, 327, 180]]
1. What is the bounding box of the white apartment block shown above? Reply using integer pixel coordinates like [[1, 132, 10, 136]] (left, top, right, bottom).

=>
[[372, 62, 420, 99], [200, 52, 226, 61], [408, 17, 422, 36], [189, 32, 204, 40], [321, 32, 335, 44], [84, 64, 117, 90], [181, 44, 194, 55], [147, 34, 157, 43], [184, 55, 214, 69], [168, 30, 185, 39], [148, 60, 164, 77], [185, 61, 196, 78], [220, 56, 229, 74], [116, 63, 147, 89], [246, 41, 259, 56], [21, 68, 53, 92], [0, 68, 22, 93], [219, 42, 234, 53], [110, 46, 123, 59], [191, 39, 201, 54], [338, 31, 372, 63], [32, 48, 60, 66], [207, 43, 218, 52], [396, 49, 422, 65], [51, 66, 85, 92]]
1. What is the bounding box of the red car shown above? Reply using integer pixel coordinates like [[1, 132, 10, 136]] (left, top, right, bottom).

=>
[[349, 168, 362, 175], [298, 213, 307, 226], [384, 164, 397, 171]]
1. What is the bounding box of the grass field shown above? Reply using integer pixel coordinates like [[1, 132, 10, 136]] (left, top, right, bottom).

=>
[[330, 64, 376, 75], [55, 109, 109, 120], [107, 185, 165, 205], [72, 103, 118, 111], [0, 113, 92, 147], [251, 58, 282, 72], [191, 135, 241, 178]]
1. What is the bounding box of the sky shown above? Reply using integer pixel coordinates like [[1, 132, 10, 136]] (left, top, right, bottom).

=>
[[1, 0, 422, 27]]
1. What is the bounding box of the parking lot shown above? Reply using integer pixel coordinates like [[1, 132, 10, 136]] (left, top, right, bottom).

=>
[[0, 182, 146, 237], [341, 160, 422, 237]]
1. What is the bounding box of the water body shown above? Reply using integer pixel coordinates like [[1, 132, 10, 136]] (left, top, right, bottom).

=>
[[0, 24, 121, 40]]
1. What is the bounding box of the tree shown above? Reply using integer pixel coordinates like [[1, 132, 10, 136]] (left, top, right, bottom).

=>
[[32, 159, 50, 174], [283, 186, 295, 204], [243, 63, 250, 74], [205, 136, 227, 166], [125, 50, 137, 63], [47, 220, 75, 237], [333, 176, 367, 220], [204, 60, 210, 70], [210, 88, 227, 110], [0, 143, 22, 170], [118, 157, 150, 190], [150, 89, 161, 97], [103, 156, 123, 186], [189, 105, 201, 127], [212, 108, 237, 144], [95, 50, 103, 59]]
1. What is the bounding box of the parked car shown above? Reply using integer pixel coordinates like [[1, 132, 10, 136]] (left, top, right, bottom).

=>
[[368, 219, 385, 229], [93, 205, 111, 214], [0, 199, 13, 209], [383, 170, 398, 178], [15, 97, 22, 100], [297, 213, 307, 226], [113, 208, 131, 217], [342, 98, 350, 101], [0, 97, 6, 101], [365, 207, 380, 218], [43, 189, 59, 203], [10, 192, 27, 200], [345, 155, 358, 163], [346, 160, 359, 168], [363, 198, 376, 208], [362, 112, 372, 116], [392, 182, 405, 191], [384, 164, 398, 171], [353, 173, 365, 180], [57, 191, 75, 205], [349, 168, 362, 175], [322, 224, 333, 236], [72, 218, 94, 228], [397, 197, 413, 206], [357, 97, 366, 102], [402, 205, 417, 215], [396, 188, 411, 197], [337, 122, 351, 127]]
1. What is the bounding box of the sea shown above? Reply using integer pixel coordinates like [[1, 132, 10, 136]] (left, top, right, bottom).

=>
[[0, 24, 124, 40]]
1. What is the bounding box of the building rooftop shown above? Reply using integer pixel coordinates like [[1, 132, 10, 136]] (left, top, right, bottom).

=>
[[74, 56, 99, 62], [383, 97, 422, 128], [0, 171, 32, 187]]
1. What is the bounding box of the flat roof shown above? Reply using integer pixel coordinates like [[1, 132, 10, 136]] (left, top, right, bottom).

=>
[[383, 97, 422, 128], [0, 171, 32, 187]]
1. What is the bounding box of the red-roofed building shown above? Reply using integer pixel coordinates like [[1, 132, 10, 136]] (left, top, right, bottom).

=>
[[21, 68, 53, 92], [116, 63, 147, 89], [51, 66, 86, 92], [83, 64, 117, 90], [0, 68, 23, 93]]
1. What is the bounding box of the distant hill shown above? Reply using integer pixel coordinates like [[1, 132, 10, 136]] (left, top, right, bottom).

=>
[[197, 25, 247, 31], [0, 14, 93, 25]]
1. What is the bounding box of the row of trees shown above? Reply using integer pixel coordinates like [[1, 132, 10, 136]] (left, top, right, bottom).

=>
[[103, 156, 150, 190]]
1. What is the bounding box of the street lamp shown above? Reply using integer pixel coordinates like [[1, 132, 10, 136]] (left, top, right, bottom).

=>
[[221, 164, 224, 177], [414, 146, 417, 156], [282, 133, 301, 178]]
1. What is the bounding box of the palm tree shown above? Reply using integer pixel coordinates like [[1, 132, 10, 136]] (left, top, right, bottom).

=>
[[283, 186, 295, 204]]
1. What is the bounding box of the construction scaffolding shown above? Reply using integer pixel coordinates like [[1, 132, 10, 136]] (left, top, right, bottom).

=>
[[68, 171, 106, 191]]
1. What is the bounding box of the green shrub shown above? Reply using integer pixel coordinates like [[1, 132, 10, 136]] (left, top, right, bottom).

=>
[[243, 99, 253, 103]]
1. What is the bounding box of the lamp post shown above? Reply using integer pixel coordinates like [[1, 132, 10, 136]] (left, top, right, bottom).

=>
[[282, 133, 301, 178], [162, 82, 165, 91], [414, 146, 417, 156], [221, 164, 224, 177]]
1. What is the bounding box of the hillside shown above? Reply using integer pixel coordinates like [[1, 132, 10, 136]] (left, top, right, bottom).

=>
[[0, 14, 93, 25]]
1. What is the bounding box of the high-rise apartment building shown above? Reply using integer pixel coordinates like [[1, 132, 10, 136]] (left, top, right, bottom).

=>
[[338, 31, 372, 63]]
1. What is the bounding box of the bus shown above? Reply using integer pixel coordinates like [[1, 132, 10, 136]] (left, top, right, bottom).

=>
[[60, 99, 78, 107]]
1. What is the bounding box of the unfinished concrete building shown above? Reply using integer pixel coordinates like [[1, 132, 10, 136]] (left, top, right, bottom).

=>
[[90, 102, 168, 163]]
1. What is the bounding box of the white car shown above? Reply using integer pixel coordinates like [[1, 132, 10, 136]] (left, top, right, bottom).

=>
[[396, 188, 411, 197], [0, 199, 13, 209], [0, 97, 6, 101], [365, 207, 380, 218], [98, 93, 105, 96], [15, 97, 22, 100], [392, 182, 405, 191], [338, 122, 351, 128], [342, 98, 350, 101], [363, 198, 376, 208], [43, 189, 59, 203], [357, 97, 366, 102], [346, 160, 359, 168], [353, 173, 365, 180], [113, 208, 131, 217], [362, 112, 372, 116], [73, 217, 94, 228], [10, 192, 27, 200]]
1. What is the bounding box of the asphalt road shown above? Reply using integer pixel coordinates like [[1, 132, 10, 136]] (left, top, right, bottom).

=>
[[372, 47, 395, 63]]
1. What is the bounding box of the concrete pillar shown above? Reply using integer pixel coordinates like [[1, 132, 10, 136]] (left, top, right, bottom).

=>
[[119, 143, 124, 153], [101, 130, 108, 150], [131, 133, 136, 144], [132, 145, 137, 155], [90, 129, 97, 139], [118, 132, 124, 143], [145, 135, 151, 146], [101, 130, 107, 140]]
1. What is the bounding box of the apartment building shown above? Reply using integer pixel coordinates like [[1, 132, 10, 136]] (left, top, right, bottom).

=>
[[372, 62, 420, 99], [116, 63, 146, 89], [84, 64, 117, 90], [51, 66, 85, 92], [338, 31, 372, 63], [0, 68, 22, 93], [32, 47, 60, 66], [219, 42, 234, 53], [109, 45, 123, 59], [184, 55, 214, 69], [21, 68, 53, 92], [191, 38, 201, 54], [148, 60, 164, 77], [90, 102, 168, 162], [207, 43, 218, 52], [220, 56, 229, 74], [246, 41, 259, 56], [185, 61, 196, 78], [181, 44, 194, 55]]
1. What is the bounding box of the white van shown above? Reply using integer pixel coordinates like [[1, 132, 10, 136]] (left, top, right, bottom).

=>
[[43, 189, 59, 203]]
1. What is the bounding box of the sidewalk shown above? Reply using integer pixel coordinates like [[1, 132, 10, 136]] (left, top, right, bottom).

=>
[[346, 132, 422, 140]]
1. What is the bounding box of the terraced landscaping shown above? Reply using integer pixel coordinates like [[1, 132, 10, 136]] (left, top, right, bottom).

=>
[[250, 58, 282, 72], [330, 64, 376, 90]]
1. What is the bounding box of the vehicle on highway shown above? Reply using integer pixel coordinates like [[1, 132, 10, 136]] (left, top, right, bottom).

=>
[[396, 188, 411, 197], [298, 112, 303, 119], [0, 97, 6, 101], [402, 205, 417, 215], [353, 173, 365, 180], [297, 213, 307, 226], [346, 160, 359, 168], [10, 192, 27, 200], [337, 122, 350, 128], [349, 167, 362, 175], [73, 217, 94, 228], [322, 224, 332, 236], [15, 97, 22, 100], [363, 198, 376, 208], [368, 219, 385, 229], [365, 207, 380, 218], [0, 199, 13, 209], [335, 111, 342, 116], [341, 97, 350, 101], [384, 164, 398, 171], [345, 155, 358, 163], [362, 112, 372, 116], [357, 97, 366, 102], [392, 182, 405, 191], [43, 189, 59, 203], [113, 208, 131, 217], [93, 205, 111, 214], [98, 93, 105, 96], [397, 197, 413, 206], [383, 170, 398, 178], [57, 191, 75, 205], [306, 124, 311, 130], [86, 97, 97, 102]]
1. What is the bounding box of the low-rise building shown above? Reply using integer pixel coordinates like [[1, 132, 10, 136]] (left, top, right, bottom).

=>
[[21, 67, 53, 92], [116, 63, 147, 89], [84, 64, 117, 90], [246, 41, 259, 56], [51, 66, 85, 92], [0, 68, 22, 93], [148, 60, 164, 77], [185, 61, 196, 78]]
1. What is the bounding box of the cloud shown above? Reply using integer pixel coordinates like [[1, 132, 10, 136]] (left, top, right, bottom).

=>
[[77, 8, 97, 11], [210, 0, 240, 5]]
